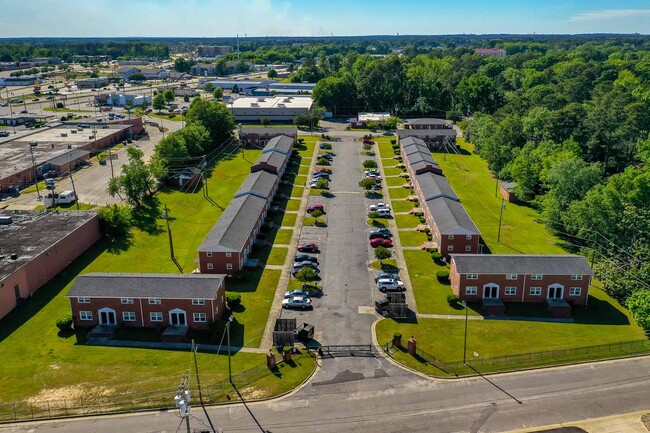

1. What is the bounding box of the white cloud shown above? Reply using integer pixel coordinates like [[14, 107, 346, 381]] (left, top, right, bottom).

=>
[[569, 9, 650, 23]]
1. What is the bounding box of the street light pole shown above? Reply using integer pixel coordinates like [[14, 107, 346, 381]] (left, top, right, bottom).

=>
[[461, 300, 468, 364], [227, 315, 234, 384], [29, 142, 41, 199]]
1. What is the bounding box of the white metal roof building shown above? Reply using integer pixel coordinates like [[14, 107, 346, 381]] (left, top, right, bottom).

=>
[[227, 96, 313, 122]]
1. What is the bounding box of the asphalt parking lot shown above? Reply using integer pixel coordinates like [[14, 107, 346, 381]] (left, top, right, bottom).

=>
[[281, 137, 378, 345]]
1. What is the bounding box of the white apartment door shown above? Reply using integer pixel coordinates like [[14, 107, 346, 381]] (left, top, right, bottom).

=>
[[483, 284, 499, 299], [98, 308, 117, 325], [169, 309, 187, 326], [547, 284, 564, 300]]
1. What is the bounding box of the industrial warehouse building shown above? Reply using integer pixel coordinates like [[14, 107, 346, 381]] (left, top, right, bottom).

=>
[[228, 96, 313, 122]]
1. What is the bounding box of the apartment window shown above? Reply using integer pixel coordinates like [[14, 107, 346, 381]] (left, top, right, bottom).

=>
[[465, 286, 477, 295], [571, 275, 583, 281], [447, 235, 454, 240], [506, 274, 518, 280], [530, 287, 542, 296], [207, 263, 214, 270], [226, 263, 233, 270], [447, 245, 454, 252], [226, 252, 232, 258], [122, 312, 136, 322], [467, 274, 478, 280], [505, 286, 517, 296], [80, 311, 93, 321], [150, 312, 163, 322], [466, 235, 472, 240], [206, 252, 212, 257], [465, 245, 472, 252], [121, 298, 134, 304], [193, 313, 207, 323], [77, 297, 91, 304], [192, 299, 205, 305], [569, 287, 582, 296], [531, 274, 543, 280], [149, 298, 161, 305]]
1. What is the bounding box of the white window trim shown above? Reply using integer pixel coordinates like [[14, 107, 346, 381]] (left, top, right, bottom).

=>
[[226, 263, 233, 270], [207, 263, 214, 270], [447, 235, 454, 240], [80, 311, 93, 321], [150, 312, 163, 322], [569, 287, 582, 296], [148, 298, 161, 305], [467, 274, 478, 280], [447, 245, 454, 252], [77, 297, 91, 304], [192, 299, 205, 305], [193, 313, 207, 323], [465, 286, 477, 295], [506, 274, 518, 280], [465, 245, 472, 252], [505, 286, 517, 295], [121, 298, 134, 304], [531, 274, 543, 280], [530, 287, 542, 295], [206, 251, 213, 257], [122, 311, 136, 322], [225, 252, 232, 258], [571, 275, 583, 281], [466, 234, 472, 240]]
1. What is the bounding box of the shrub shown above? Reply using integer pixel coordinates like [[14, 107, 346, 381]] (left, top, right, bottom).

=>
[[226, 292, 242, 308], [447, 294, 460, 306], [368, 211, 380, 218], [362, 160, 377, 169], [320, 142, 332, 150], [56, 314, 73, 331], [418, 217, 426, 224], [60, 116, 67, 121], [315, 178, 329, 189], [363, 143, 372, 151], [359, 178, 377, 190], [393, 150, 401, 155], [627, 290, 650, 332], [374, 246, 392, 262], [390, 139, 396, 144], [298, 138, 305, 144], [56, 102, 64, 109], [295, 267, 318, 282], [310, 209, 323, 218], [317, 158, 330, 166], [436, 270, 450, 282], [393, 332, 402, 340], [97, 204, 134, 238], [431, 251, 443, 261]]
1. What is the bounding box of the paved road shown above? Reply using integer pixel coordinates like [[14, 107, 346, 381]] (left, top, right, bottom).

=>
[[282, 137, 376, 345], [2, 355, 649, 433]]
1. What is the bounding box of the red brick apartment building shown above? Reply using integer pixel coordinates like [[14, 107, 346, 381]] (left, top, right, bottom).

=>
[[398, 118, 457, 148], [239, 127, 298, 147], [197, 135, 294, 274], [450, 254, 593, 317], [67, 273, 226, 330], [0, 210, 100, 320]]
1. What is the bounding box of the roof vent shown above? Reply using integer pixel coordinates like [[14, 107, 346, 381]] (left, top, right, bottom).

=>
[[10, 253, 18, 260]]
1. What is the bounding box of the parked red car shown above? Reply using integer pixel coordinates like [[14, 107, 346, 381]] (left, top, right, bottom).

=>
[[306, 204, 324, 213], [370, 238, 393, 248], [313, 168, 332, 174], [297, 242, 319, 253]]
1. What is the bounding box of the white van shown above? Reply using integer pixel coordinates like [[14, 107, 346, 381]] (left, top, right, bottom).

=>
[[44, 190, 77, 207]]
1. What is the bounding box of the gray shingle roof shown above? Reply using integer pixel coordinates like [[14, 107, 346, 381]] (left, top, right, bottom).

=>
[[415, 172, 459, 201], [451, 255, 593, 276], [234, 170, 278, 200], [262, 135, 294, 155], [427, 197, 480, 235], [67, 273, 225, 299], [405, 150, 439, 167], [406, 118, 454, 126], [403, 143, 431, 156], [197, 194, 266, 252], [500, 181, 517, 192], [400, 136, 427, 148], [397, 129, 457, 138], [252, 151, 288, 173]]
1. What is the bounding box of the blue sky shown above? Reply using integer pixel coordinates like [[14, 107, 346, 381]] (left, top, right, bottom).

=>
[[0, 0, 649, 37]]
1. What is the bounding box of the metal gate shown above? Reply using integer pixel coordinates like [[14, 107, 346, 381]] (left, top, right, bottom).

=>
[[314, 344, 374, 357]]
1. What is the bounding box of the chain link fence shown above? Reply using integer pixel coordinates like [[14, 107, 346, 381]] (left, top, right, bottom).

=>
[[385, 339, 650, 377], [0, 352, 311, 423]]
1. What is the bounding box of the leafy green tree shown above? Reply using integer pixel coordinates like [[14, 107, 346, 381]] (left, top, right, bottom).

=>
[[455, 73, 503, 115], [174, 58, 193, 73], [213, 87, 223, 100], [359, 178, 376, 190], [260, 117, 271, 126], [107, 147, 157, 206], [374, 246, 391, 264], [362, 160, 378, 169], [626, 290, 650, 332], [185, 98, 235, 146], [163, 89, 175, 103], [203, 82, 214, 93], [295, 267, 317, 283], [97, 204, 134, 238], [129, 72, 146, 82], [232, 84, 240, 94], [267, 69, 278, 79], [153, 93, 166, 112]]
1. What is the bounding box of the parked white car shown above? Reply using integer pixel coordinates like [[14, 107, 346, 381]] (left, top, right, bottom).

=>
[[376, 278, 405, 293], [369, 202, 391, 211]]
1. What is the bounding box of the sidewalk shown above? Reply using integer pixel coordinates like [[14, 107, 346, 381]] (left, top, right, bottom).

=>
[[505, 410, 649, 433]]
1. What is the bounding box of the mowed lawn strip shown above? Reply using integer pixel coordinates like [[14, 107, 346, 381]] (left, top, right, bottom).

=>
[[395, 213, 421, 228], [398, 230, 428, 247], [0, 148, 312, 403], [391, 200, 416, 213], [386, 176, 408, 186], [384, 167, 406, 177], [388, 187, 412, 199], [435, 138, 565, 255]]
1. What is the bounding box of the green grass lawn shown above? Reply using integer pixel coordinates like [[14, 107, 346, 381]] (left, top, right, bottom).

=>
[[378, 142, 396, 158], [386, 176, 407, 186], [0, 147, 319, 406], [391, 200, 416, 213], [395, 213, 421, 228], [290, 185, 305, 198], [294, 175, 308, 185], [273, 229, 293, 244], [398, 230, 428, 247], [267, 247, 288, 265], [298, 165, 309, 175], [367, 217, 390, 228], [148, 112, 183, 121], [385, 167, 406, 177], [388, 187, 413, 200], [435, 139, 565, 255], [382, 159, 399, 168], [281, 212, 297, 227], [285, 199, 300, 212]]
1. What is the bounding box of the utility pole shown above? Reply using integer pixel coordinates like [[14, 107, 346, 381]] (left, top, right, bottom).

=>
[[68, 150, 80, 210], [495, 175, 499, 198], [192, 341, 217, 433], [173, 375, 192, 433], [163, 205, 175, 261], [461, 300, 468, 364], [227, 315, 234, 384], [29, 141, 42, 200], [497, 197, 506, 243]]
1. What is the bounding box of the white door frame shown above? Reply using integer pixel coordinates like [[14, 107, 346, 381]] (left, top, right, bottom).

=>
[[547, 284, 564, 300], [169, 308, 187, 326], [98, 307, 117, 325], [483, 283, 500, 299]]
